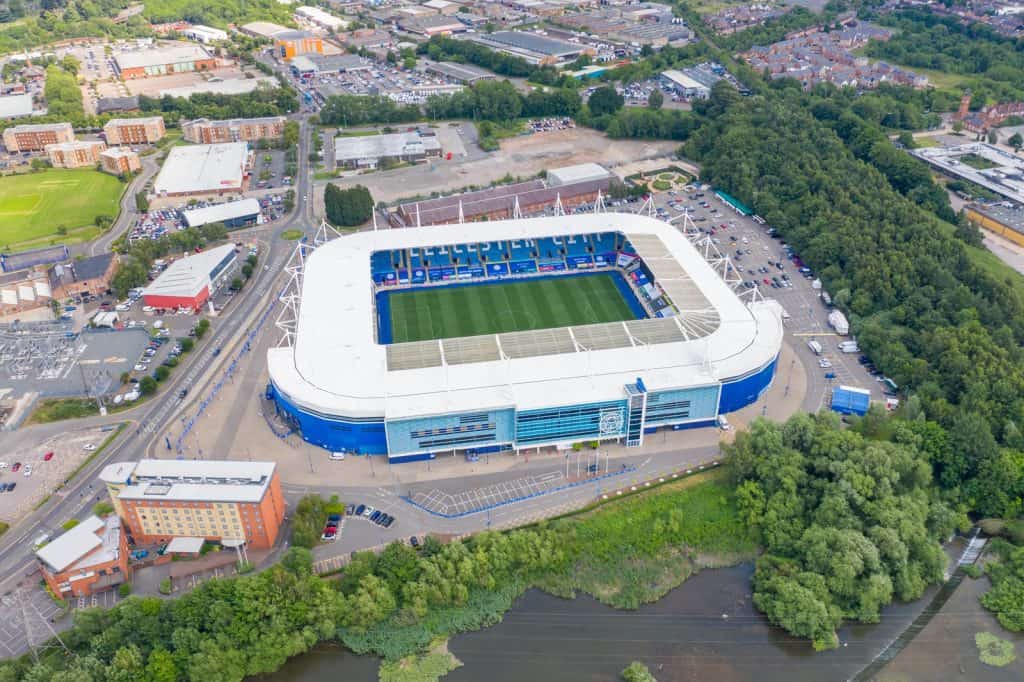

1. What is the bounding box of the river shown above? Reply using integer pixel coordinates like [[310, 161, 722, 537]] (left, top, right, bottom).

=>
[[263, 563, 933, 681]]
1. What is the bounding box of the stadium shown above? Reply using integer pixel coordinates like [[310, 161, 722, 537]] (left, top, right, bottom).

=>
[[266, 213, 783, 461]]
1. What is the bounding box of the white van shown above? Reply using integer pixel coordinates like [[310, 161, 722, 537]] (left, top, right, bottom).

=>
[[329, 452, 345, 461], [717, 415, 732, 431]]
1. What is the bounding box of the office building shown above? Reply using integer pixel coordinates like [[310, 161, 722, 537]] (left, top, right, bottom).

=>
[[3, 122, 74, 152], [45, 140, 106, 168], [103, 116, 166, 145], [36, 515, 129, 600], [182, 116, 286, 144], [100, 147, 142, 175]]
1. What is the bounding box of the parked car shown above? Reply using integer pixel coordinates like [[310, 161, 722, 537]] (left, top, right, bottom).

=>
[[355, 504, 366, 516], [409, 536, 420, 548], [327, 514, 342, 523], [345, 504, 355, 516], [11, 462, 21, 472], [369, 510, 382, 522], [43, 451, 54, 461]]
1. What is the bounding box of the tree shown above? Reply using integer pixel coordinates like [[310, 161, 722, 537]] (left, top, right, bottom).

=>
[[588, 85, 624, 117], [281, 547, 314, 576], [139, 376, 157, 396], [154, 366, 170, 381], [178, 337, 194, 353], [324, 184, 374, 227], [621, 661, 657, 681], [1010, 132, 1023, 152], [647, 89, 664, 110], [230, 277, 243, 291], [987, 129, 999, 145]]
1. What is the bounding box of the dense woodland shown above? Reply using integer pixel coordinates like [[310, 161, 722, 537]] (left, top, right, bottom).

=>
[[865, 9, 1024, 104]]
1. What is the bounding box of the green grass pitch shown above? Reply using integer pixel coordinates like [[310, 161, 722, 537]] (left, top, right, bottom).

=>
[[386, 273, 639, 343], [0, 169, 124, 250]]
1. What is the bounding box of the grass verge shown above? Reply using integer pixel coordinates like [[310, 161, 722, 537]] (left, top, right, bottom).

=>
[[281, 229, 304, 240]]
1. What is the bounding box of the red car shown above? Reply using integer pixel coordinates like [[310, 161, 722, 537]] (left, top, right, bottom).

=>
[[11, 462, 21, 472], [43, 452, 54, 461], [763, 278, 771, 286]]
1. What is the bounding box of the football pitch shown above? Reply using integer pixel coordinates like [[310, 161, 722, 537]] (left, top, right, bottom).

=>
[[0, 169, 124, 249], [385, 273, 641, 343]]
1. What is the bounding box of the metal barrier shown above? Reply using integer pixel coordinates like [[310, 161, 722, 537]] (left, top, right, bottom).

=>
[[172, 289, 282, 454]]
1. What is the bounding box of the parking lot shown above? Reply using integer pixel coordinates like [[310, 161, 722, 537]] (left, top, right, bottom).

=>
[[411, 471, 568, 517], [649, 187, 889, 409], [128, 194, 287, 243], [0, 425, 115, 528], [0, 586, 67, 658], [288, 56, 467, 109]]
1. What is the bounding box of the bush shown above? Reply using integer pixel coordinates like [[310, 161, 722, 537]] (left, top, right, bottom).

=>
[[61, 519, 80, 531], [178, 337, 194, 353], [976, 632, 1016, 667], [158, 578, 172, 595], [118, 583, 132, 598], [154, 366, 170, 382], [621, 661, 657, 682], [92, 501, 115, 517]]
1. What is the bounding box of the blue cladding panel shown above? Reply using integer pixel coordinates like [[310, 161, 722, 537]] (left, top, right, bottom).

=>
[[516, 400, 627, 445], [385, 409, 515, 456], [644, 385, 720, 426], [269, 383, 387, 454], [717, 356, 777, 414]]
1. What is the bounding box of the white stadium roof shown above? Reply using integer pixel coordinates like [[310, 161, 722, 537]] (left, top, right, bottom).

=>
[[153, 142, 248, 195], [268, 213, 783, 420]]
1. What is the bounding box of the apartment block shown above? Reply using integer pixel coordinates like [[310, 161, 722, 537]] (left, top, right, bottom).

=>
[[45, 139, 106, 168], [103, 116, 166, 145], [99, 460, 286, 549], [3, 122, 74, 152], [181, 116, 287, 144], [100, 147, 142, 175]]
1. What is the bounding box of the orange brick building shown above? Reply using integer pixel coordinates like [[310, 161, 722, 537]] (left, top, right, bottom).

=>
[[45, 139, 106, 168], [100, 147, 142, 175], [3, 122, 74, 152], [182, 116, 287, 143], [103, 116, 166, 145], [36, 515, 130, 600], [275, 30, 324, 59], [100, 460, 286, 550], [114, 43, 217, 79]]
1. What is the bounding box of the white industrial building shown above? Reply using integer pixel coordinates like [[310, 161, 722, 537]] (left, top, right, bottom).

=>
[[547, 163, 611, 187], [182, 198, 262, 228], [181, 25, 229, 44], [334, 131, 442, 169], [295, 5, 350, 31], [142, 243, 238, 311], [0, 93, 34, 119], [152, 142, 249, 197], [660, 70, 711, 99]]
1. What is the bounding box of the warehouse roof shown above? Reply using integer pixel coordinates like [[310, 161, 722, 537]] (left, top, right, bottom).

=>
[[115, 43, 212, 70], [182, 198, 261, 227], [547, 162, 610, 186], [241, 21, 291, 38], [143, 242, 236, 299], [267, 213, 783, 420], [478, 31, 583, 57], [36, 515, 121, 573], [661, 69, 708, 91], [153, 142, 248, 195], [426, 61, 495, 82], [335, 132, 441, 162], [0, 93, 34, 118], [113, 459, 276, 503], [160, 77, 278, 98]]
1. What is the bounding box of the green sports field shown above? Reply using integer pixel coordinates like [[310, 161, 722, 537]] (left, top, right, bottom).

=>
[[0, 169, 124, 250], [386, 273, 640, 343]]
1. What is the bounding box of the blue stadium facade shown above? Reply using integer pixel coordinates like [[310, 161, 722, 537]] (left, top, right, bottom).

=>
[[267, 356, 776, 459]]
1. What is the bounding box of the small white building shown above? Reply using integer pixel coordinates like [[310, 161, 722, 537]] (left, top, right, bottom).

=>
[[181, 25, 229, 44], [547, 163, 611, 187]]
